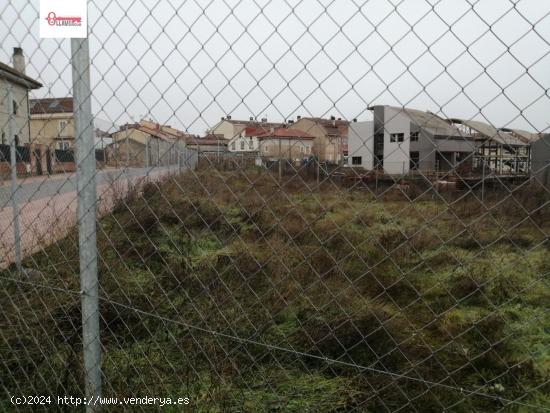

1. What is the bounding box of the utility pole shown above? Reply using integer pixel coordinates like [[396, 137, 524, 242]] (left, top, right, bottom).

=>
[[71, 37, 101, 412], [6, 84, 21, 271]]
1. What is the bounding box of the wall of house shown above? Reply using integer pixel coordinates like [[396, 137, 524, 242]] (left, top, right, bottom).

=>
[[383, 107, 410, 175], [347, 121, 374, 169], [30, 113, 75, 149], [210, 120, 241, 140], [259, 138, 313, 161], [112, 127, 149, 145], [228, 134, 258, 153], [0, 79, 31, 144], [292, 118, 338, 162]]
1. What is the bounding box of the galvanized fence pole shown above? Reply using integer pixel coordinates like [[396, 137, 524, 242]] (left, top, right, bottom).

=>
[[71, 37, 102, 410], [6, 84, 21, 271]]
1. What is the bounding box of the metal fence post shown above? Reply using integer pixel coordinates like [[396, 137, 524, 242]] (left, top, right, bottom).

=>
[[71, 37, 101, 410], [6, 84, 21, 271]]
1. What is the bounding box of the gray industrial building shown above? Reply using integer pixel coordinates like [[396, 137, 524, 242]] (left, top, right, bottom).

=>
[[348, 106, 476, 175]]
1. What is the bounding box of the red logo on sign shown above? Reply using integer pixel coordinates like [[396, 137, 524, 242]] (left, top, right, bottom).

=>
[[45, 12, 82, 26]]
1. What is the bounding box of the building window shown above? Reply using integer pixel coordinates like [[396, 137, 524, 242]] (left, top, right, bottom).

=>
[[58, 141, 70, 150], [59, 120, 67, 133], [410, 151, 419, 170], [300, 145, 304, 153], [12, 100, 17, 115], [231, 142, 236, 150], [410, 132, 419, 142], [390, 133, 404, 143], [240, 141, 245, 150], [248, 140, 253, 149], [264, 145, 269, 153], [1, 131, 4, 145], [352, 156, 362, 165]]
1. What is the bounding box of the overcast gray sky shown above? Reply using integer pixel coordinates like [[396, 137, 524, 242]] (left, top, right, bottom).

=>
[[1, 0, 549, 134]]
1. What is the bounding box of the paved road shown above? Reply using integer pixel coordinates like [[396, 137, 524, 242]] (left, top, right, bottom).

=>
[[0, 164, 188, 268], [0, 165, 182, 207]]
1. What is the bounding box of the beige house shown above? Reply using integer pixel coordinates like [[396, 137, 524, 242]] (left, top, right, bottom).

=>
[[292, 116, 349, 163], [207, 116, 283, 141], [30, 97, 74, 149], [109, 122, 184, 167], [258, 127, 314, 161], [0, 48, 42, 145]]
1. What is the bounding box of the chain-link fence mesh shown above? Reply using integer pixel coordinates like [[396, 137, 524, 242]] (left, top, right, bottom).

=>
[[1, 0, 549, 411]]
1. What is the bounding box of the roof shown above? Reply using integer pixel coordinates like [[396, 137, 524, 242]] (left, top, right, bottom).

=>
[[498, 128, 540, 144], [256, 127, 314, 140], [224, 119, 283, 129], [372, 105, 466, 137], [0, 61, 42, 89], [449, 118, 528, 146], [30, 97, 73, 114]]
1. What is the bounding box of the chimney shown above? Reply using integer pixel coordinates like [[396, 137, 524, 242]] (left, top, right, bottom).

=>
[[249, 116, 254, 121], [227, 115, 232, 120], [289, 120, 294, 124], [261, 117, 267, 123], [296, 115, 301, 120], [330, 115, 336, 121], [12, 47, 25, 74], [353, 118, 357, 123], [221, 117, 225, 120]]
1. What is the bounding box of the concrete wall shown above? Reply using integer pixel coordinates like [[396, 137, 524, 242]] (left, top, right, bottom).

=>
[[258, 137, 313, 161], [30, 113, 75, 148], [383, 107, 410, 175], [0, 79, 31, 144], [347, 121, 374, 169]]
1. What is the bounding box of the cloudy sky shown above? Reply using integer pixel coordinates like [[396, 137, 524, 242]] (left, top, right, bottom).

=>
[[1, 0, 549, 134]]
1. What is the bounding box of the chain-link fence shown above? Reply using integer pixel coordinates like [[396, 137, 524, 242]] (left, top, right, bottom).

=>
[[1, 0, 549, 412]]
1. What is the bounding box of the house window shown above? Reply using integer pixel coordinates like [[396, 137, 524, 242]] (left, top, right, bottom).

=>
[[1, 131, 4, 145], [352, 156, 362, 165], [240, 141, 245, 150], [58, 141, 70, 150], [300, 145, 304, 153], [410, 132, 419, 142], [231, 142, 236, 150], [390, 133, 404, 143], [59, 120, 67, 133], [264, 145, 269, 153], [248, 140, 253, 149], [12, 100, 17, 115]]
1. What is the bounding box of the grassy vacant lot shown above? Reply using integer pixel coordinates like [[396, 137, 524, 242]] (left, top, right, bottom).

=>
[[1, 169, 549, 412]]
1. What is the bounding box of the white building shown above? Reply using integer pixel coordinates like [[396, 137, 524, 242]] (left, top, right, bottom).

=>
[[348, 121, 374, 170], [227, 127, 260, 153]]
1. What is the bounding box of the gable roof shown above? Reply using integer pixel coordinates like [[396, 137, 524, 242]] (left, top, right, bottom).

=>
[[30, 97, 73, 114], [0, 61, 42, 89]]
